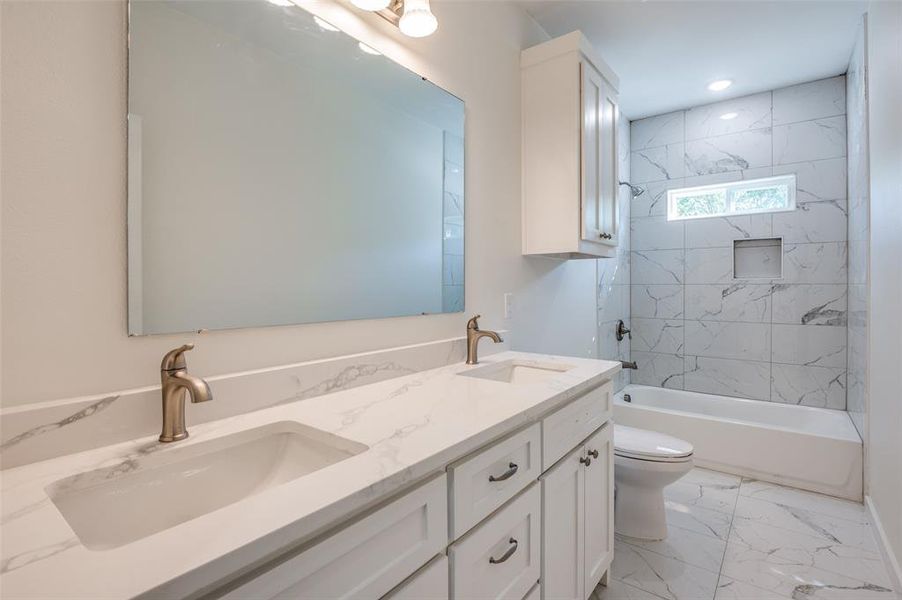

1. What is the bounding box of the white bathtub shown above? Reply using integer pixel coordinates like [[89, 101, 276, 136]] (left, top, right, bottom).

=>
[[614, 384, 863, 501]]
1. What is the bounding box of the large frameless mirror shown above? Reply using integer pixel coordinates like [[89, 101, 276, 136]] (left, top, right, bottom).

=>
[[127, 0, 465, 335]]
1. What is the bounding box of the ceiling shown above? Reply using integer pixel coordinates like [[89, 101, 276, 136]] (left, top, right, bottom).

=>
[[520, 1, 867, 120]]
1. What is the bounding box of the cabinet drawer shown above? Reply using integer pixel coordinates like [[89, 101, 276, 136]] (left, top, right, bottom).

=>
[[542, 382, 611, 470], [384, 554, 449, 600], [221, 475, 447, 600], [449, 423, 541, 538], [449, 483, 541, 600]]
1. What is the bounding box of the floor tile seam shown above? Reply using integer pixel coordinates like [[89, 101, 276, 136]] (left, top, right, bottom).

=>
[[712, 476, 743, 597], [608, 576, 674, 600], [617, 536, 724, 579], [734, 491, 872, 525], [728, 511, 879, 555]]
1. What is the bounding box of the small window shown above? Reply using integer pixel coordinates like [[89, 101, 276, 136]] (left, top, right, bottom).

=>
[[667, 175, 796, 221]]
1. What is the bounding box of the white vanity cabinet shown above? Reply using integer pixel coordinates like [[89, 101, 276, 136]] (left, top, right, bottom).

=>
[[541, 424, 614, 600], [522, 31, 620, 259], [208, 379, 614, 600]]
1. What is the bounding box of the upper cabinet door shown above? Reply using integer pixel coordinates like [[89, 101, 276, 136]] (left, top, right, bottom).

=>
[[580, 62, 619, 247], [598, 77, 619, 247], [580, 61, 604, 244]]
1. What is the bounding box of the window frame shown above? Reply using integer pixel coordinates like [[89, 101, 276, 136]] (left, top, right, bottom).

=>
[[666, 174, 797, 221]]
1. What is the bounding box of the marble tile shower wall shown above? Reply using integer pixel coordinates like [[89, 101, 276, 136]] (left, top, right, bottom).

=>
[[846, 25, 869, 438], [598, 113, 632, 392], [628, 76, 849, 409]]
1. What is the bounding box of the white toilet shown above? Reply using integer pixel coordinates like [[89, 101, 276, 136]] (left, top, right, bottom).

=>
[[614, 425, 694, 541]]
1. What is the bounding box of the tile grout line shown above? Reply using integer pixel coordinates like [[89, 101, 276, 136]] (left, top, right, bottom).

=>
[[711, 476, 745, 599]]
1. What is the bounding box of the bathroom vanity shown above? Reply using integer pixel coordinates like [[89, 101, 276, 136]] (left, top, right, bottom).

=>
[[0, 352, 620, 599]]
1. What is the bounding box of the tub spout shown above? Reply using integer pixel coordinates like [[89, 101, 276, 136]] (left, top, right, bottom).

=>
[[621, 360, 638, 370]]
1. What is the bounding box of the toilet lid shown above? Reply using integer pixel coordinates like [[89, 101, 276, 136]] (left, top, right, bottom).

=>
[[614, 425, 693, 461]]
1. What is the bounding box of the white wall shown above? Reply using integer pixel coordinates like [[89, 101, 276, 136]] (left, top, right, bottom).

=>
[[865, 0, 902, 575], [0, 1, 633, 408]]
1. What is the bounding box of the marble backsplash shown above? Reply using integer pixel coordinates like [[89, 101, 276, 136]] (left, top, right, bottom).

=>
[[629, 76, 850, 409], [0, 335, 507, 469]]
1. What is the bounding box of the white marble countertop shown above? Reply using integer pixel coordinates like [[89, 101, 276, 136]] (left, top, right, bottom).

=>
[[0, 351, 619, 599]]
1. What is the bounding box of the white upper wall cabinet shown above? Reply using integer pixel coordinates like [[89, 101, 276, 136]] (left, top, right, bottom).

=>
[[522, 32, 620, 259]]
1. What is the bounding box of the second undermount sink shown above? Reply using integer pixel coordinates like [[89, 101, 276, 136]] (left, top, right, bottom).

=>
[[460, 359, 575, 385], [46, 422, 368, 551]]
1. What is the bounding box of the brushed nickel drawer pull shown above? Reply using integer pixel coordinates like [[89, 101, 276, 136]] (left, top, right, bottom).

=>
[[489, 538, 518, 564], [488, 462, 519, 482]]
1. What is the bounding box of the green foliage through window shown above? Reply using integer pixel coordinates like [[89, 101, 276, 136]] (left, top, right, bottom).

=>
[[667, 175, 796, 221]]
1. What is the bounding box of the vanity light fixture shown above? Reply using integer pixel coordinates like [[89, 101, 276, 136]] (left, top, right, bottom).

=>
[[720, 112, 739, 120], [707, 79, 733, 92], [313, 15, 340, 32], [351, 0, 392, 11], [399, 0, 438, 38], [353, 0, 438, 38], [358, 41, 382, 55]]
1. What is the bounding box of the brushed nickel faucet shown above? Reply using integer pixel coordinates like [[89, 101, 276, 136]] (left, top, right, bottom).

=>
[[159, 344, 213, 442], [466, 315, 503, 365]]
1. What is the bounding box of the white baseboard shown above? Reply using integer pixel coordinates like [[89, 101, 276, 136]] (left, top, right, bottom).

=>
[[866, 495, 902, 593]]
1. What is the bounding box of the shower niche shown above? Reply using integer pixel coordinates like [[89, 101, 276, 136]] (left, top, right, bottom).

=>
[[733, 238, 783, 279]]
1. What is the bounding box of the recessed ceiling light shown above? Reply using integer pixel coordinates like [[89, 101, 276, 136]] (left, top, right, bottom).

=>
[[707, 79, 733, 92], [358, 42, 381, 56], [313, 15, 339, 31], [720, 112, 738, 120]]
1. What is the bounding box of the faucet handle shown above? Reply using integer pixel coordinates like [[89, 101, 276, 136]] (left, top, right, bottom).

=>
[[161, 343, 195, 372], [467, 315, 481, 330]]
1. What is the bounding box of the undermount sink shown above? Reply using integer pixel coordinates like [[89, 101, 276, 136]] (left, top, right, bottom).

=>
[[460, 359, 574, 385], [46, 422, 368, 551]]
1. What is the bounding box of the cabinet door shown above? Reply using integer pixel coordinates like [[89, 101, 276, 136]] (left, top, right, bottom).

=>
[[580, 61, 619, 247], [580, 61, 604, 244], [583, 424, 614, 595], [540, 446, 585, 600], [598, 76, 619, 247]]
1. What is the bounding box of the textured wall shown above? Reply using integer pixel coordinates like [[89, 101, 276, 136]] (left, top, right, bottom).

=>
[[628, 77, 849, 408]]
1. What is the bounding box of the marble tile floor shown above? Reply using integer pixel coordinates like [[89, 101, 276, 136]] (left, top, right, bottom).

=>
[[592, 468, 900, 600]]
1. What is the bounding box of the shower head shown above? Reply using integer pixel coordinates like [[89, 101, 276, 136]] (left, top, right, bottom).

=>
[[619, 181, 645, 197]]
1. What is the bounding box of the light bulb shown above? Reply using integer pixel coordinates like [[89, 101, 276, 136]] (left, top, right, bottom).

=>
[[719, 112, 738, 120], [399, 0, 437, 38], [351, 0, 391, 10], [707, 79, 732, 92]]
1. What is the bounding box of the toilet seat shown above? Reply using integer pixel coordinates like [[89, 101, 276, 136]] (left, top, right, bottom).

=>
[[614, 425, 693, 463]]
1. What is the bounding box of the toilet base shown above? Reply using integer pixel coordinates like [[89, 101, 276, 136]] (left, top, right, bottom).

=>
[[615, 480, 669, 540], [614, 454, 693, 541]]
